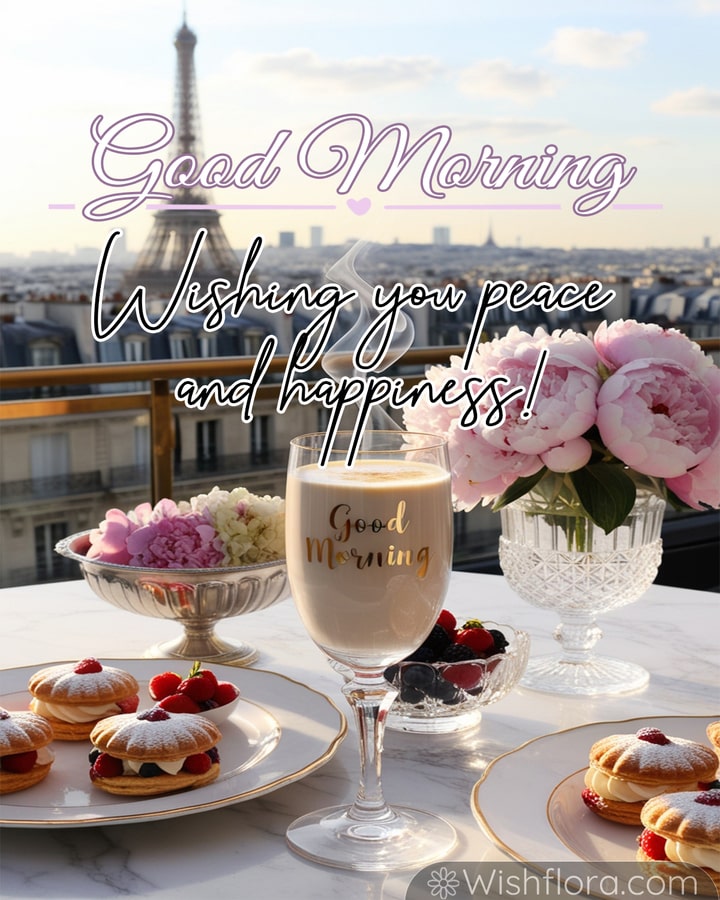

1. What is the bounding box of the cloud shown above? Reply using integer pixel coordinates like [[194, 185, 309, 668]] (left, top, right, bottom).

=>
[[447, 116, 573, 140], [694, 0, 720, 11], [456, 59, 558, 103], [249, 48, 442, 92], [542, 27, 646, 69], [652, 86, 720, 115]]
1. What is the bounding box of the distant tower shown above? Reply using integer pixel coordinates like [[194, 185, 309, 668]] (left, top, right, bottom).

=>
[[482, 223, 497, 249], [124, 18, 238, 295]]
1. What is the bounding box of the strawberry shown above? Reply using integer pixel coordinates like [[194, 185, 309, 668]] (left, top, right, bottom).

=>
[[116, 695, 139, 714], [638, 828, 667, 860], [455, 627, 495, 656], [148, 671, 182, 701], [91, 752, 124, 779], [182, 752, 212, 775], [213, 681, 240, 707], [157, 693, 202, 714], [1, 750, 38, 773], [74, 658, 103, 674]]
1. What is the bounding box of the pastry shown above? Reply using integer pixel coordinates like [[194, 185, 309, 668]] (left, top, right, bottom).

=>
[[88, 707, 221, 796], [28, 657, 139, 741], [581, 726, 718, 825], [707, 722, 720, 767], [637, 789, 720, 896], [0, 707, 55, 794]]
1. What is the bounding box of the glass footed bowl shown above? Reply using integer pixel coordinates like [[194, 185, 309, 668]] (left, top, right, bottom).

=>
[[55, 531, 290, 667], [386, 623, 530, 733]]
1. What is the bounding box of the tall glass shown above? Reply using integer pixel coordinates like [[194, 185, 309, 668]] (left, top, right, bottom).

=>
[[285, 431, 456, 871]]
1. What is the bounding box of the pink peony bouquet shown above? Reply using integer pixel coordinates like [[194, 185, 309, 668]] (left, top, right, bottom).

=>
[[404, 319, 720, 532], [87, 486, 285, 568]]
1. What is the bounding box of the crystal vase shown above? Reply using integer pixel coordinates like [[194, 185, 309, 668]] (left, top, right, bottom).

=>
[[498, 489, 665, 695]]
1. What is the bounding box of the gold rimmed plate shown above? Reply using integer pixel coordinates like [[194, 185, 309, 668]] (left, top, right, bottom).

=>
[[0, 660, 346, 828], [472, 715, 717, 867]]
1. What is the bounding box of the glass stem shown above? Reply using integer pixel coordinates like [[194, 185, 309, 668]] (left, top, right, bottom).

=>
[[554, 613, 603, 663], [342, 674, 397, 822]]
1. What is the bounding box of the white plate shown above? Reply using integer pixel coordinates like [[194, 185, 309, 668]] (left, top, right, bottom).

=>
[[472, 715, 717, 864], [0, 660, 347, 828]]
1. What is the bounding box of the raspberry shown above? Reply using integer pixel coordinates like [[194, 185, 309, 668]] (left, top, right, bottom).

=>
[[1, 750, 38, 773], [581, 788, 603, 811], [695, 791, 720, 806], [638, 828, 667, 860], [636, 728, 671, 745], [212, 681, 240, 707], [182, 753, 212, 775], [455, 627, 495, 656], [441, 661, 483, 692], [149, 671, 182, 701], [158, 693, 202, 714], [177, 662, 219, 702], [116, 696, 139, 714], [436, 609, 457, 634], [91, 752, 124, 778], [74, 657, 103, 674], [177, 676, 215, 703], [137, 707, 171, 721]]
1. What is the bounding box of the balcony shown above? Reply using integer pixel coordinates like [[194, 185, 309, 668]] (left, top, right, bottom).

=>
[[1, 345, 718, 591]]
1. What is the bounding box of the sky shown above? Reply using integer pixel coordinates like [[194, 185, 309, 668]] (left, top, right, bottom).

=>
[[3, 0, 720, 258]]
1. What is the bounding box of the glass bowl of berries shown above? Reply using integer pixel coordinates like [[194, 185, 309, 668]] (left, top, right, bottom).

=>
[[384, 610, 530, 733]]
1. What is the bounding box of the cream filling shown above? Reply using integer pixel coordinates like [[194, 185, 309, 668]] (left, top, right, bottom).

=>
[[31, 699, 122, 723], [35, 746, 54, 765], [665, 839, 720, 872], [584, 768, 697, 802], [122, 757, 186, 776]]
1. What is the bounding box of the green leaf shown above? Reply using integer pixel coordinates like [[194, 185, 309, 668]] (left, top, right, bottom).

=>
[[570, 464, 637, 533], [492, 468, 548, 511]]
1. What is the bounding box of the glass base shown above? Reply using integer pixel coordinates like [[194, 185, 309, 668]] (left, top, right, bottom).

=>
[[521, 654, 649, 696], [286, 804, 457, 871], [387, 707, 483, 734]]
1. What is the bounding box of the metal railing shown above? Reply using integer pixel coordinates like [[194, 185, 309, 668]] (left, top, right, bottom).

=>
[[0, 347, 459, 503]]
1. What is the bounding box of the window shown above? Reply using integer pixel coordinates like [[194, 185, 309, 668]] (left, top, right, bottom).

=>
[[251, 415, 271, 464], [243, 329, 265, 356], [30, 340, 61, 367], [170, 331, 195, 359], [197, 419, 218, 471], [123, 336, 148, 362], [35, 521, 73, 581], [198, 332, 218, 358], [30, 432, 69, 494]]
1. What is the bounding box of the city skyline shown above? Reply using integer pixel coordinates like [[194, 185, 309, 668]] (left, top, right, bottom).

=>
[[4, 1, 719, 259]]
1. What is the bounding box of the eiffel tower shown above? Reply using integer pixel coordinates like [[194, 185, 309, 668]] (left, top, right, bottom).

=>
[[124, 18, 238, 295]]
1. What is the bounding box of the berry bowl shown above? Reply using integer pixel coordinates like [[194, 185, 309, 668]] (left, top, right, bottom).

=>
[[55, 531, 291, 666], [385, 620, 530, 734]]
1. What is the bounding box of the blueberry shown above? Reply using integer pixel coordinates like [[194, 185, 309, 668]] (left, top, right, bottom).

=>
[[88, 748, 100, 764], [399, 684, 426, 704], [138, 762, 163, 778], [400, 663, 436, 692]]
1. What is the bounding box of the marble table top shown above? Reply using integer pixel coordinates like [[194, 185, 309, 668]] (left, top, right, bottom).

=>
[[1, 572, 718, 899]]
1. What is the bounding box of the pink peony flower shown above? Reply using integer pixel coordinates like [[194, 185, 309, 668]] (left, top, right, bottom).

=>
[[468, 327, 601, 457], [595, 320, 716, 380], [666, 442, 720, 511], [540, 437, 593, 473], [596, 359, 720, 478], [86, 504, 153, 564], [126, 508, 225, 569]]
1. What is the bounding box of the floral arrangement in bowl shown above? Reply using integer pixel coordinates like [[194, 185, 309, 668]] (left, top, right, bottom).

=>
[[56, 486, 287, 665], [87, 486, 285, 568], [404, 319, 720, 532]]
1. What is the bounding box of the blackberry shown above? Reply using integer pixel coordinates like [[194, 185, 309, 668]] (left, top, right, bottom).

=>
[[384, 664, 400, 683], [442, 643, 477, 663], [488, 629, 508, 653], [405, 645, 438, 664], [420, 624, 453, 658]]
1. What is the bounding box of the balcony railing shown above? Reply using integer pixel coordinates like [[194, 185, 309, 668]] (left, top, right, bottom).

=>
[[0, 348, 456, 504]]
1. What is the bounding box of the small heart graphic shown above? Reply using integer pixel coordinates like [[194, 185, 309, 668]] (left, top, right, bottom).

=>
[[347, 197, 371, 215]]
